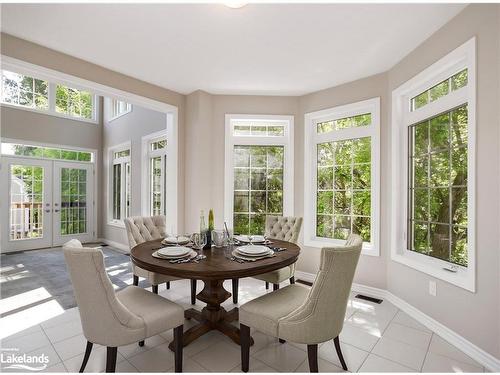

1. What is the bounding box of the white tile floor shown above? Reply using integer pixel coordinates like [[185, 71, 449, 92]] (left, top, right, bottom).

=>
[[0, 278, 485, 373]]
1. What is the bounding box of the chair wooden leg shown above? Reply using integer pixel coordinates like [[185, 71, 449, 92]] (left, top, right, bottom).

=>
[[133, 275, 139, 286], [190, 279, 196, 305], [152, 285, 159, 294], [232, 278, 239, 304], [334, 336, 348, 371], [138, 340, 144, 347], [265, 282, 269, 290], [290, 276, 295, 284], [307, 344, 318, 372], [273, 283, 279, 291], [167, 281, 171, 289], [174, 325, 183, 373], [79, 341, 93, 372], [240, 324, 250, 372], [105, 347, 117, 373]]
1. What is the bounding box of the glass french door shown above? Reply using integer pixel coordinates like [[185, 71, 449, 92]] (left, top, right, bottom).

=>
[[1, 157, 94, 252]]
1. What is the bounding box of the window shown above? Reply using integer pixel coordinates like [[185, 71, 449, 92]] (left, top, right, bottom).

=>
[[1, 142, 93, 162], [391, 38, 475, 291], [142, 132, 167, 216], [1, 68, 98, 122], [109, 143, 131, 224], [1, 70, 48, 110], [224, 115, 294, 235], [107, 98, 132, 121], [55, 84, 93, 120], [304, 98, 380, 256]]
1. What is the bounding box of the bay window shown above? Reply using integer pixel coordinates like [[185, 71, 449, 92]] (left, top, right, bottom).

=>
[[391, 38, 475, 291], [304, 98, 380, 255], [224, 115, 294, 235]]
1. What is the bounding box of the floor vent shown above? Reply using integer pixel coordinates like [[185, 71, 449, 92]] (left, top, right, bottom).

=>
[[355, 294, 383, 304], [296, 279, 313, 287]]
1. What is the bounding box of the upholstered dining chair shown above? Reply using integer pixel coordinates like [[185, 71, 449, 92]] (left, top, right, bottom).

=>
[[253, 215, 303, 290], [239, 234, 363, 373], [63, 242, 184, 373], [124, 215, 197, 304]]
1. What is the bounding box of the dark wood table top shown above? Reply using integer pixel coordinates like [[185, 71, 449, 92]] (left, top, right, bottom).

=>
[[130, 239, 300, 280]]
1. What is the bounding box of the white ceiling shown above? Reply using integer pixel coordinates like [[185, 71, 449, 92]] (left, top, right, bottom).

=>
[[1, 3, 466, 96]]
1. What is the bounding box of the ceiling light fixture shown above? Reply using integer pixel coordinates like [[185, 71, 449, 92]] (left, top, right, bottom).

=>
[[224, 2, 247, 9]]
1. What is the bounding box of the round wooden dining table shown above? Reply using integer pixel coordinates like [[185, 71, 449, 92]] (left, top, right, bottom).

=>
[[130, 239, 300, 350]]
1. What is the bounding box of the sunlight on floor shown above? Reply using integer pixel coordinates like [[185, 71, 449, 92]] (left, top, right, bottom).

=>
[[0, 299, 64, 339], [0, 287, 52, 315]]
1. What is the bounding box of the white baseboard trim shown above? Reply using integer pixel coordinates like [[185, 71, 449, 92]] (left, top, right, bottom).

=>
[[295, 270, 500, 372], [98, 238, 130, 254]]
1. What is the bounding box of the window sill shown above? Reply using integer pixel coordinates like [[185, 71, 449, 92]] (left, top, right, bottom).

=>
[[304, 237, 379, 257], [391, 249, 475, 292], [107, 220, 125, 229]]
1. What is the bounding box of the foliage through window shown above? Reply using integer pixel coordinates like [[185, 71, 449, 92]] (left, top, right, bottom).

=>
[[233, 146, 284, 235], [1, 142, 93, 162], [146, 136, 167, 216], [317, 113, 371, 134], [1, 68, 97, 122], [316, 137, 371, 242], [1, 70, 48, 110], [408, 105, 468, 266], [232, 120, 285, 137], [61, 168, 88, 235], [411, 69, 467, 111]]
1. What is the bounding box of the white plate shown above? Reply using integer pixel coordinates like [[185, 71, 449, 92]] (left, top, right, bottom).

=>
[[236, 245, 270, 256], [157, 246, 192, 258], [153, 250, 197, 260], [234, 235, 266, 243], [162, 236, 191, 245], [232, 249, 275, 261]]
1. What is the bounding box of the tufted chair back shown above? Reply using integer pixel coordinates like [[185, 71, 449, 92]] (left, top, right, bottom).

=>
[[264, 215, 303, 244], [63, 243, 145, 346], [124, 215, 167, 249], [278, 234, 362, 344]]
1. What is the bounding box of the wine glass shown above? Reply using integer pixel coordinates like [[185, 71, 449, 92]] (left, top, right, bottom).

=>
[[191, 232, 207, 250]]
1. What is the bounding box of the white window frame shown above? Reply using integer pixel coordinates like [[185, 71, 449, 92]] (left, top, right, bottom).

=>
[[304, 98, 380, 256], [1, 62, 99, 124], [108, 141, 131, 227], [224, 114, 294, 231], [141, 130, 167, 217], [391, 38, 476, 292], [105, 97, 132, 122]]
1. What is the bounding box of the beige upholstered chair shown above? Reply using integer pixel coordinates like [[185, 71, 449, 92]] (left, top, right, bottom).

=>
[[124, 215, 197, 304], [253, 215, 303, 290], [63, 243, 184, 372], [239, 234, 363, 373]]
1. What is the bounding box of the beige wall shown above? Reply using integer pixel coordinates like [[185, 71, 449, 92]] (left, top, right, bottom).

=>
[[386, 4, 500, 357]]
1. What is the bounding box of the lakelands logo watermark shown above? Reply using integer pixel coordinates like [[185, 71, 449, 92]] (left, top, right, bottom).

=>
[[1, 348, 49, 371]]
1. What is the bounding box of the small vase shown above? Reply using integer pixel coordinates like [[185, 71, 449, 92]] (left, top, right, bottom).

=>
[[203, 230, 212, 249]]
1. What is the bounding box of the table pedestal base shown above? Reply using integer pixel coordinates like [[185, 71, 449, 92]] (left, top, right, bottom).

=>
[[169, 279, 254, 351]]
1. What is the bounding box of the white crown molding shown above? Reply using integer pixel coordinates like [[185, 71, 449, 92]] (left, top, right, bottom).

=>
[[294, 270, 500, 372]]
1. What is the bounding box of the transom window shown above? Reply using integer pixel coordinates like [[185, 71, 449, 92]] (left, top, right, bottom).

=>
[[1, 68, 98, 122], [108, 98, 132, 121], [225, 115, 294, 235], [304, 98, 380, 256], [1, 142, 93, 162], [391, 38, 475, 291], [109, 143, 131, 223]]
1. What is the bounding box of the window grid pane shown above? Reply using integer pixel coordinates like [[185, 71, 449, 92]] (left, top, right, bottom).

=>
[[1, 143, 93, 162], [113, 164, 121, 220], [233, 145, 284, 235], [9, 165, 44, 240], [317, 113, 371, 134], [411, 69, 468, 111], [316, 137, 371, 242], [408, 104, 468, 266], [232, 121, 285, 137], [60, 168, 87, 235], [150, 156, 162, 216], [55, 84, 93, 120], [2, 70, 48, 110]]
